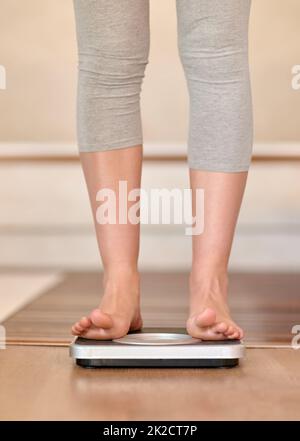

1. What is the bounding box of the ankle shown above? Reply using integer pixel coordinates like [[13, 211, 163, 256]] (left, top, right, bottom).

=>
[[189, 266, 228, 297], [103, 265, 140, 291]]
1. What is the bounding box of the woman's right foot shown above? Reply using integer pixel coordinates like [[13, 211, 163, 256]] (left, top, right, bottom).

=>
[[71, 269, 142, 340]]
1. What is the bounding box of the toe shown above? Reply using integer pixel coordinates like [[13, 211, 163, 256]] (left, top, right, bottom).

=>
[[74, 323, 84, 333], [71, 326, 80, 335], [90, 309, 114, 329], [198, 329, 229, 341], [228, 330, 239, 340], [212, 322, 228, 334], [224, 325, 234, 336], [239, 328, 244, 339], [194, 308, 217, 328], [79, 316, 91, 329], [71, 317, 92, 336]]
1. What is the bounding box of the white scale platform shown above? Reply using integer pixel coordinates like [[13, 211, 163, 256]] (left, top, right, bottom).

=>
[[70, 328, 245, 368]]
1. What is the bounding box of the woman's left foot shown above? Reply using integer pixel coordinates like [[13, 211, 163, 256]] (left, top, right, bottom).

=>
[[186, 272, 244, 341]]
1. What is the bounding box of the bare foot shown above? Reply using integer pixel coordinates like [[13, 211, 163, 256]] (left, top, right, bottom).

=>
[[71, 270, 142, 340], [186, 272, 244, 341]]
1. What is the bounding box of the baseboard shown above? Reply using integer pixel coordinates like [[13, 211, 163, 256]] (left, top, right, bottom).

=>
[[1, 141, 300, 159]]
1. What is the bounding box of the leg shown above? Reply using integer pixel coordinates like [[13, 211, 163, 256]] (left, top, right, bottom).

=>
[[177, 0, 253, 339], [72, 0, 150, 339], [188, 171, 247, 340]]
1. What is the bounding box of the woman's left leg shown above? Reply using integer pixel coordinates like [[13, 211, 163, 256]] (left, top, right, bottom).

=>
[[176, 0, 253, 339]]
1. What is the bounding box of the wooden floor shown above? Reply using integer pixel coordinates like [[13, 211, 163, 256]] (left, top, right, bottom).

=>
[[1, 272, 300, 420], [2, 272, 300, 346], [0, 346, 299, 421]]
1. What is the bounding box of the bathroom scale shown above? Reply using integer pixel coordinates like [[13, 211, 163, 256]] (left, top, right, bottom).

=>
[[70, 328, 244, 368]]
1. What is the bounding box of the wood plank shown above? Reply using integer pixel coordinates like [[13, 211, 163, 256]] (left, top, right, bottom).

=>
[[0, 346, 299, 420], [2, 272, 299, 346], [0, 271, 62, 322]]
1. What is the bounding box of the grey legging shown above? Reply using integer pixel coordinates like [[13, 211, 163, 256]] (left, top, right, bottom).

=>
[[73, 0, 253, 172]]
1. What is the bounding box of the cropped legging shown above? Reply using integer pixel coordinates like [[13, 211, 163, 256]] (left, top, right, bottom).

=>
[[73, 0, 253, 172]]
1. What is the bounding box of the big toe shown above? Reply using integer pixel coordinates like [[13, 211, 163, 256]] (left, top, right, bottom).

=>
[[90, 309, 114, 329]]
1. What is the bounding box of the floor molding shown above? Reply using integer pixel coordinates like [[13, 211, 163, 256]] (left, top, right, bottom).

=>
[[1, 141, 300, 161]]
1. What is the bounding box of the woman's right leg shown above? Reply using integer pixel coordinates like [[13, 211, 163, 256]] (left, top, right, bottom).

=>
[[72, 0, 150, 339]]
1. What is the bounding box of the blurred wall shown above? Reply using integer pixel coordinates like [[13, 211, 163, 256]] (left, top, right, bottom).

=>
[[1, 1, 300, 272], [0, 0, 300, 144]]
